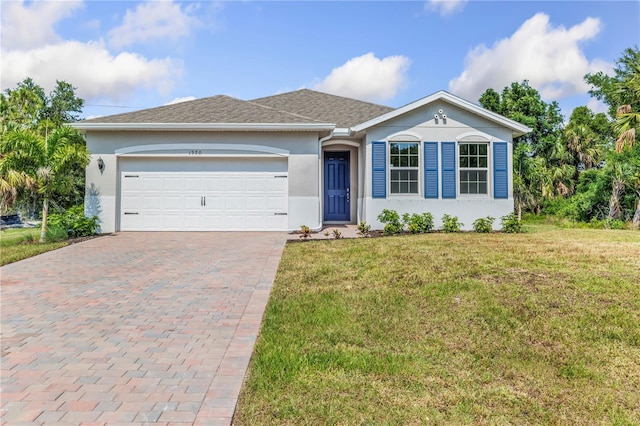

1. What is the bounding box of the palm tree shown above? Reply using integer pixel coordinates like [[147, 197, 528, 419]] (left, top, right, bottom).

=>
[[615, 104, 639, 153], [0, 125, 89, 241], [564, 124, 602, 170], [612, 57, 640, 227]]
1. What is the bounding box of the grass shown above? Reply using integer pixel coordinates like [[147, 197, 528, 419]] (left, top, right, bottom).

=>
[[0, 227, 67, 266], [235, 226, 640, 425]]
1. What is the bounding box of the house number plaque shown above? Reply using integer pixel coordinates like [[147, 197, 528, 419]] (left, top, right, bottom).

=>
[[188, 150, 202, 155]]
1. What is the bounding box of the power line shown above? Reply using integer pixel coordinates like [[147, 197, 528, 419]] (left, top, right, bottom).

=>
[[84, 104, 144, 109]]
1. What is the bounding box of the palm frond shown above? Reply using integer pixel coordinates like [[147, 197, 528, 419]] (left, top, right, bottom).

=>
[[615, 128, 635, 153]]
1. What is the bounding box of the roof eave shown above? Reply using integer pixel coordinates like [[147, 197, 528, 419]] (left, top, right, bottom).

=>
[[69, 122, 336, 132]]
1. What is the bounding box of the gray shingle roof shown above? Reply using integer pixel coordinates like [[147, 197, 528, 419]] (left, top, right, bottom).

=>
[[78, 89, 395, 128], [251, 89, 395, 128], [81, 95, 326, 124]]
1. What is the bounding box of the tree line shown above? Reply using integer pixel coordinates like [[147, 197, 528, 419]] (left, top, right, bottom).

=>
[[1, 47, 639, 239], [478, 47, 639, 228]]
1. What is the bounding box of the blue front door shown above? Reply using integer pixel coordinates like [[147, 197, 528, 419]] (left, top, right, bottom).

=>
[[324, 151, 350, 221]]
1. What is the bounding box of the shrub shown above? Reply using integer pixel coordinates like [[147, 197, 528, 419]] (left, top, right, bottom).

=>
[[47, 205, 99, 238], [441, 214, 463, 233], [45, 225, 69, 242], [604, 219, 628, 230], [501, 213, 522, 233], [356, 221, 371, 237], [402, 212, 434, 234], [332, 229, 343, 239], [377, 209, 403, 235], [473, 216, 495, 233], [299, 225, 312, 240]]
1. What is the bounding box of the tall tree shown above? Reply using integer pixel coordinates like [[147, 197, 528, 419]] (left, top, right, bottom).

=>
[[0, 126, 89, 241], [479, 81, 568, 214], [585, 47, 640, 119], [1, 78, 87, 216], [562, 106, 612, 170], [586, 47, 640, 226], [0, 78, 45, 132]]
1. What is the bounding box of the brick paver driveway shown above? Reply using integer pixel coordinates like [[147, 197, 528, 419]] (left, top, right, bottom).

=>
[[1, 232, 287, 425]]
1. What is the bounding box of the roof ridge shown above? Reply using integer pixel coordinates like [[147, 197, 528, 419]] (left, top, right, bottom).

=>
[[242, 99, 327, 123], [252, 88, 394, 110]]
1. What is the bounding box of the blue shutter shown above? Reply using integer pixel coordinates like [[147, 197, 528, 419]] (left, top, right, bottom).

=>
[[424, 142, 438, 198], [372, 141, 386, 198], [493, 142, 508, 199], [441, 142, 456, 199]]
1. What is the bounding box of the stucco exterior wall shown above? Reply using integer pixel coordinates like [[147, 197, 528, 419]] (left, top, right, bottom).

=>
[[84, 131, 320, 232], [362, 100, 515, 231]]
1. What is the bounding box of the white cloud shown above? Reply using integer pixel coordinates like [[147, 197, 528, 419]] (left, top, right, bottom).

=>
[[165, 96, 196, 105], [587, 98, 609, 115], [0, 0, 187, 103], [108, 1, 201, 49], [313, 53, 411, 103], [449, 13, 612, 102], [0, 0, 84, 49], [1, 41, 181, 101], [425, 0, 467, 16]]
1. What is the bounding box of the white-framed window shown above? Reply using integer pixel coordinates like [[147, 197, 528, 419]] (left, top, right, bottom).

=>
[[390, 142, 419, 194], [459, 143, 488, 195]]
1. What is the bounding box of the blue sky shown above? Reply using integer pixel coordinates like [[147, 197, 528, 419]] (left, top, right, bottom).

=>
[[1, 0, 638, 121]]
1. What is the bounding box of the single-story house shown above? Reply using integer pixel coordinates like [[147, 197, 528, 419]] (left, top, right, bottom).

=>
[[72, 89, 531, 233]]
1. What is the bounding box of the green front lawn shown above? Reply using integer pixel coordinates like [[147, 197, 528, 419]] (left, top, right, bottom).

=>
[[235, 227, 640, 424], [0, 228, 67, 266]]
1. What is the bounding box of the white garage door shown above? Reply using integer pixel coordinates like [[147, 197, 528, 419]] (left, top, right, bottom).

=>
[[120, 165, 288, 231]]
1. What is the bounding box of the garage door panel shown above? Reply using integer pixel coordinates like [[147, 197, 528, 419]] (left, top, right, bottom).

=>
[[266, 195, 287, 210], [163, 177, 183, 192], [143, 214, 164, 230], [225, 196, 246, 210], [143, 196, 164, 210], [121, 212, 142, 229], [266, 214, 288, 229], [267, 178, 288, 192], [204, 175, 224, 192], [203, 213, 224, 228], [122, 174, 143, 189], [245, 178, 267, 192], [120, 162, 288, 231], [162, 196, 183, 210], [142, 176, 164, 192], [183, 176, 203, 193], [225, 177, 246, 192], [121, 195, 142, 210], [246, 196, 266, 210]]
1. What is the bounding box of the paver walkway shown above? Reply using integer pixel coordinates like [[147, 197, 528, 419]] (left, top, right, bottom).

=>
[[1, 232, 287, 425]]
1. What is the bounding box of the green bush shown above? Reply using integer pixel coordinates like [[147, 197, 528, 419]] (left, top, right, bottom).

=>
[[356, 221, 371, 237], [402, 212, 434, 234], [378, 209, 403, 235], [441, 214, 463, 233], [604, 219, 628, 230], [47, 205, 99, 238], [501, 213, 523, 233], [473, 216, 495, 233], [45, 225, 69, 242]]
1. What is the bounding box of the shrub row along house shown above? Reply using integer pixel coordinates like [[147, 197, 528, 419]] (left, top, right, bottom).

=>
[[72, 89, 530, 232]]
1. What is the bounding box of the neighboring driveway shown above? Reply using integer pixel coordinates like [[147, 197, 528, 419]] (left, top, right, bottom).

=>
[[1, 232, 287, 425]]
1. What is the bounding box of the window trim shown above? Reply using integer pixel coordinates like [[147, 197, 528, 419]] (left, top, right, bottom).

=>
[[388, 140, 421, 196], [457, 141, 491, 197]]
